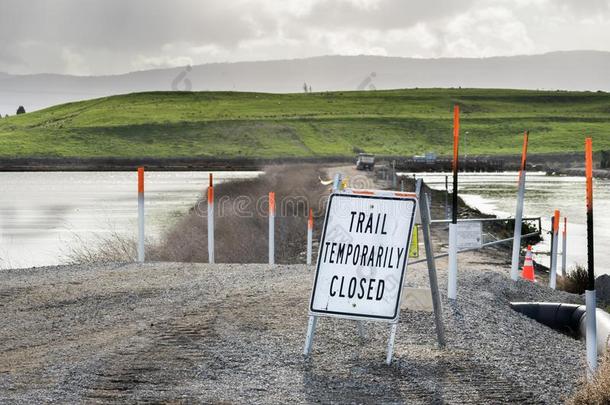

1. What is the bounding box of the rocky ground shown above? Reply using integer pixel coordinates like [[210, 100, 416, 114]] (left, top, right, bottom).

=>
[[0, 246, 587, 403]]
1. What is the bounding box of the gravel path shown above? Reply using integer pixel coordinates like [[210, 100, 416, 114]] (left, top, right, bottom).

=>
[[0, 248, 586, 404]]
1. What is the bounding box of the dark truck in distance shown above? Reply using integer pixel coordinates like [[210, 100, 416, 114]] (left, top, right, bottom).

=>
[[356, 153, 375, 171]]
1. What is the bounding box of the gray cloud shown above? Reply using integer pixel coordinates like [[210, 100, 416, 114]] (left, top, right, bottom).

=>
[[0, 0, 609, 75]]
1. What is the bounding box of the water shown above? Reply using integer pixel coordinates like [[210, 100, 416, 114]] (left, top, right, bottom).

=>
[[0, 171, 260, 269], [400, 172, 610, 276]]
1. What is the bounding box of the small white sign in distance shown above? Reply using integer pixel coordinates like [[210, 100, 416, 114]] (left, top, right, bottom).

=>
[[457, 221, 482, 249], [309, 190, 417, 321]]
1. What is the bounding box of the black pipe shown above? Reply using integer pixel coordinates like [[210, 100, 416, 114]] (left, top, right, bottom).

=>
[[510, 302, 586, 337]]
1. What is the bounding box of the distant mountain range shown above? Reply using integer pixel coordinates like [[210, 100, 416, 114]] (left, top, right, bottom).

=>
[[1, 50, 609, 116]]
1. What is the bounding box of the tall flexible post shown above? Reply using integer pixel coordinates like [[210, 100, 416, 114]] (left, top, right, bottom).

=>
[[307, 208, 313, 266], [269, 192, 275, 265], [561, 217, 567, 277], [549, 210, 560, 289], [137, 167, 145, 263], [445, 175, 449, 220], [585, 137, 597, 378], [207, 173, 215, 264], [448, 105, 460, 300], [510, 131, 529, 280], [332, 173, 341, 192]]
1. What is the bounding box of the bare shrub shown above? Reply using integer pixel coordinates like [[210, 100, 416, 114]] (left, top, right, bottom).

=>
[[568, 353, 610, 405], [64, 230, 136, 264], [558, 265, 589, 295]]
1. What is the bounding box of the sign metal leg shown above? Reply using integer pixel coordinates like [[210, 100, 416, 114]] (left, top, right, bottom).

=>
[[357, 321, 366, 339], [303, 315, 318, 356], [386, 322, 398, 365], [421, 192, 447, 348]]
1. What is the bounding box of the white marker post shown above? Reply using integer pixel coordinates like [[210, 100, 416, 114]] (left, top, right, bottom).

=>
[[444, 175, 450, 221], [584, 137, 597, 378], [549, 210, 560, 290], [207, 173, 215, 264], [448, 105, 460, 300], [137, 167, 145, 263], [510, 131, 529, 280], [307, 208, 313, 266], [561, 217, 567, 277], [269, 191, 275, 265]]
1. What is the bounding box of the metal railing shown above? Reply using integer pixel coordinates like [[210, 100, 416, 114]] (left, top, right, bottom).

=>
[[409, 216, 542, 265]]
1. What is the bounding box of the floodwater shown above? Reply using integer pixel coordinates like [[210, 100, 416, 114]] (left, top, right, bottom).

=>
[[402, 172, 610, 276], [0, 171, 260, 269]]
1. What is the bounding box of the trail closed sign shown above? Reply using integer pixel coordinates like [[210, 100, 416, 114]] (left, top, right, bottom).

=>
[[309, 190, 417, 321]]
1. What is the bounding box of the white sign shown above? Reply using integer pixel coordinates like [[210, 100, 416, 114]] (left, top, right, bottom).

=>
[[457, 221, 482, 249], [309, 190, 417, 321]]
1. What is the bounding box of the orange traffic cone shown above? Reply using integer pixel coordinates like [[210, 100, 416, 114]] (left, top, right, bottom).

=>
[[521, 245, 535, 282]]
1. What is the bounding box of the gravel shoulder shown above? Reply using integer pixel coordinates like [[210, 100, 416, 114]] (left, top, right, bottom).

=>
[[0, 249, 586, 404]]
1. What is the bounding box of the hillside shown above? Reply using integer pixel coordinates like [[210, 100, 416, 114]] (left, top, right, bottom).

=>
[[1, 88, 609, 159], [2, 51, 610, 115]]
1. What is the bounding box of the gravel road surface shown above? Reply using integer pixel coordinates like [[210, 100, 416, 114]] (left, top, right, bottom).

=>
[[0, 248, 586, 404]]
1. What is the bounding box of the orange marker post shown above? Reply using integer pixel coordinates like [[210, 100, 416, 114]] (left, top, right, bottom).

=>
[[207, 173, 215, 264], [269, 192, 276, 265], [549, 209, 560, 289], [584, 137, 597, 377], [137, 167, 145, 262], [448, 105, 460, 300], [307, 208, 314, 266]]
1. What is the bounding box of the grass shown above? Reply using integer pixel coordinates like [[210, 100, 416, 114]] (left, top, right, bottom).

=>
[[569, 353, 610, 404], [1, 88, 610, 158], [558, 265, 590, 295]]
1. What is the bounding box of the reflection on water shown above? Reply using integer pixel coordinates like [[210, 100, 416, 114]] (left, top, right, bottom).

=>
[[400, 172, 610, 276], [0, 171, 260, 269]]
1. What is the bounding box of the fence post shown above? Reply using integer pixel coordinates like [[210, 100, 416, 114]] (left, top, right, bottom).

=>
[[137, 167, 145, 263], [208, 173, 215, 264], [448, 105, 460, 301], [549, 209, 560, 290], [269, 191, 275, 265], [510, 131, 529, 280], [585, 137, 597, 378], [561, 217, 567, 277], [307, 208, 313, 266]]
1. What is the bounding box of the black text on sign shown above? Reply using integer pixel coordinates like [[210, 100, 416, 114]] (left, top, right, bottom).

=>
[[309, 191, 417, 321]]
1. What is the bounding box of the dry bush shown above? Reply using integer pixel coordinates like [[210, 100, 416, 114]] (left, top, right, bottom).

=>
[[158, 164, 328, 263], [569, 353, 610, 405], [64, 230, 163, 264], [559, 265, 589, 295]]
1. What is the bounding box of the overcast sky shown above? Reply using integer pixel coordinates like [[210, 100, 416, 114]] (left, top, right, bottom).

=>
[[0, 0, 609, 76]]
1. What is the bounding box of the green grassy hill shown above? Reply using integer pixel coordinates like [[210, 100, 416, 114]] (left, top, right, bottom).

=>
[[1, 89, 609, 158]]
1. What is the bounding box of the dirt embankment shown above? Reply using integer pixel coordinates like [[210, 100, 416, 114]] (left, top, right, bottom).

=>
[[1, 151, 605, 174], [0, 157, 353, 172]]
